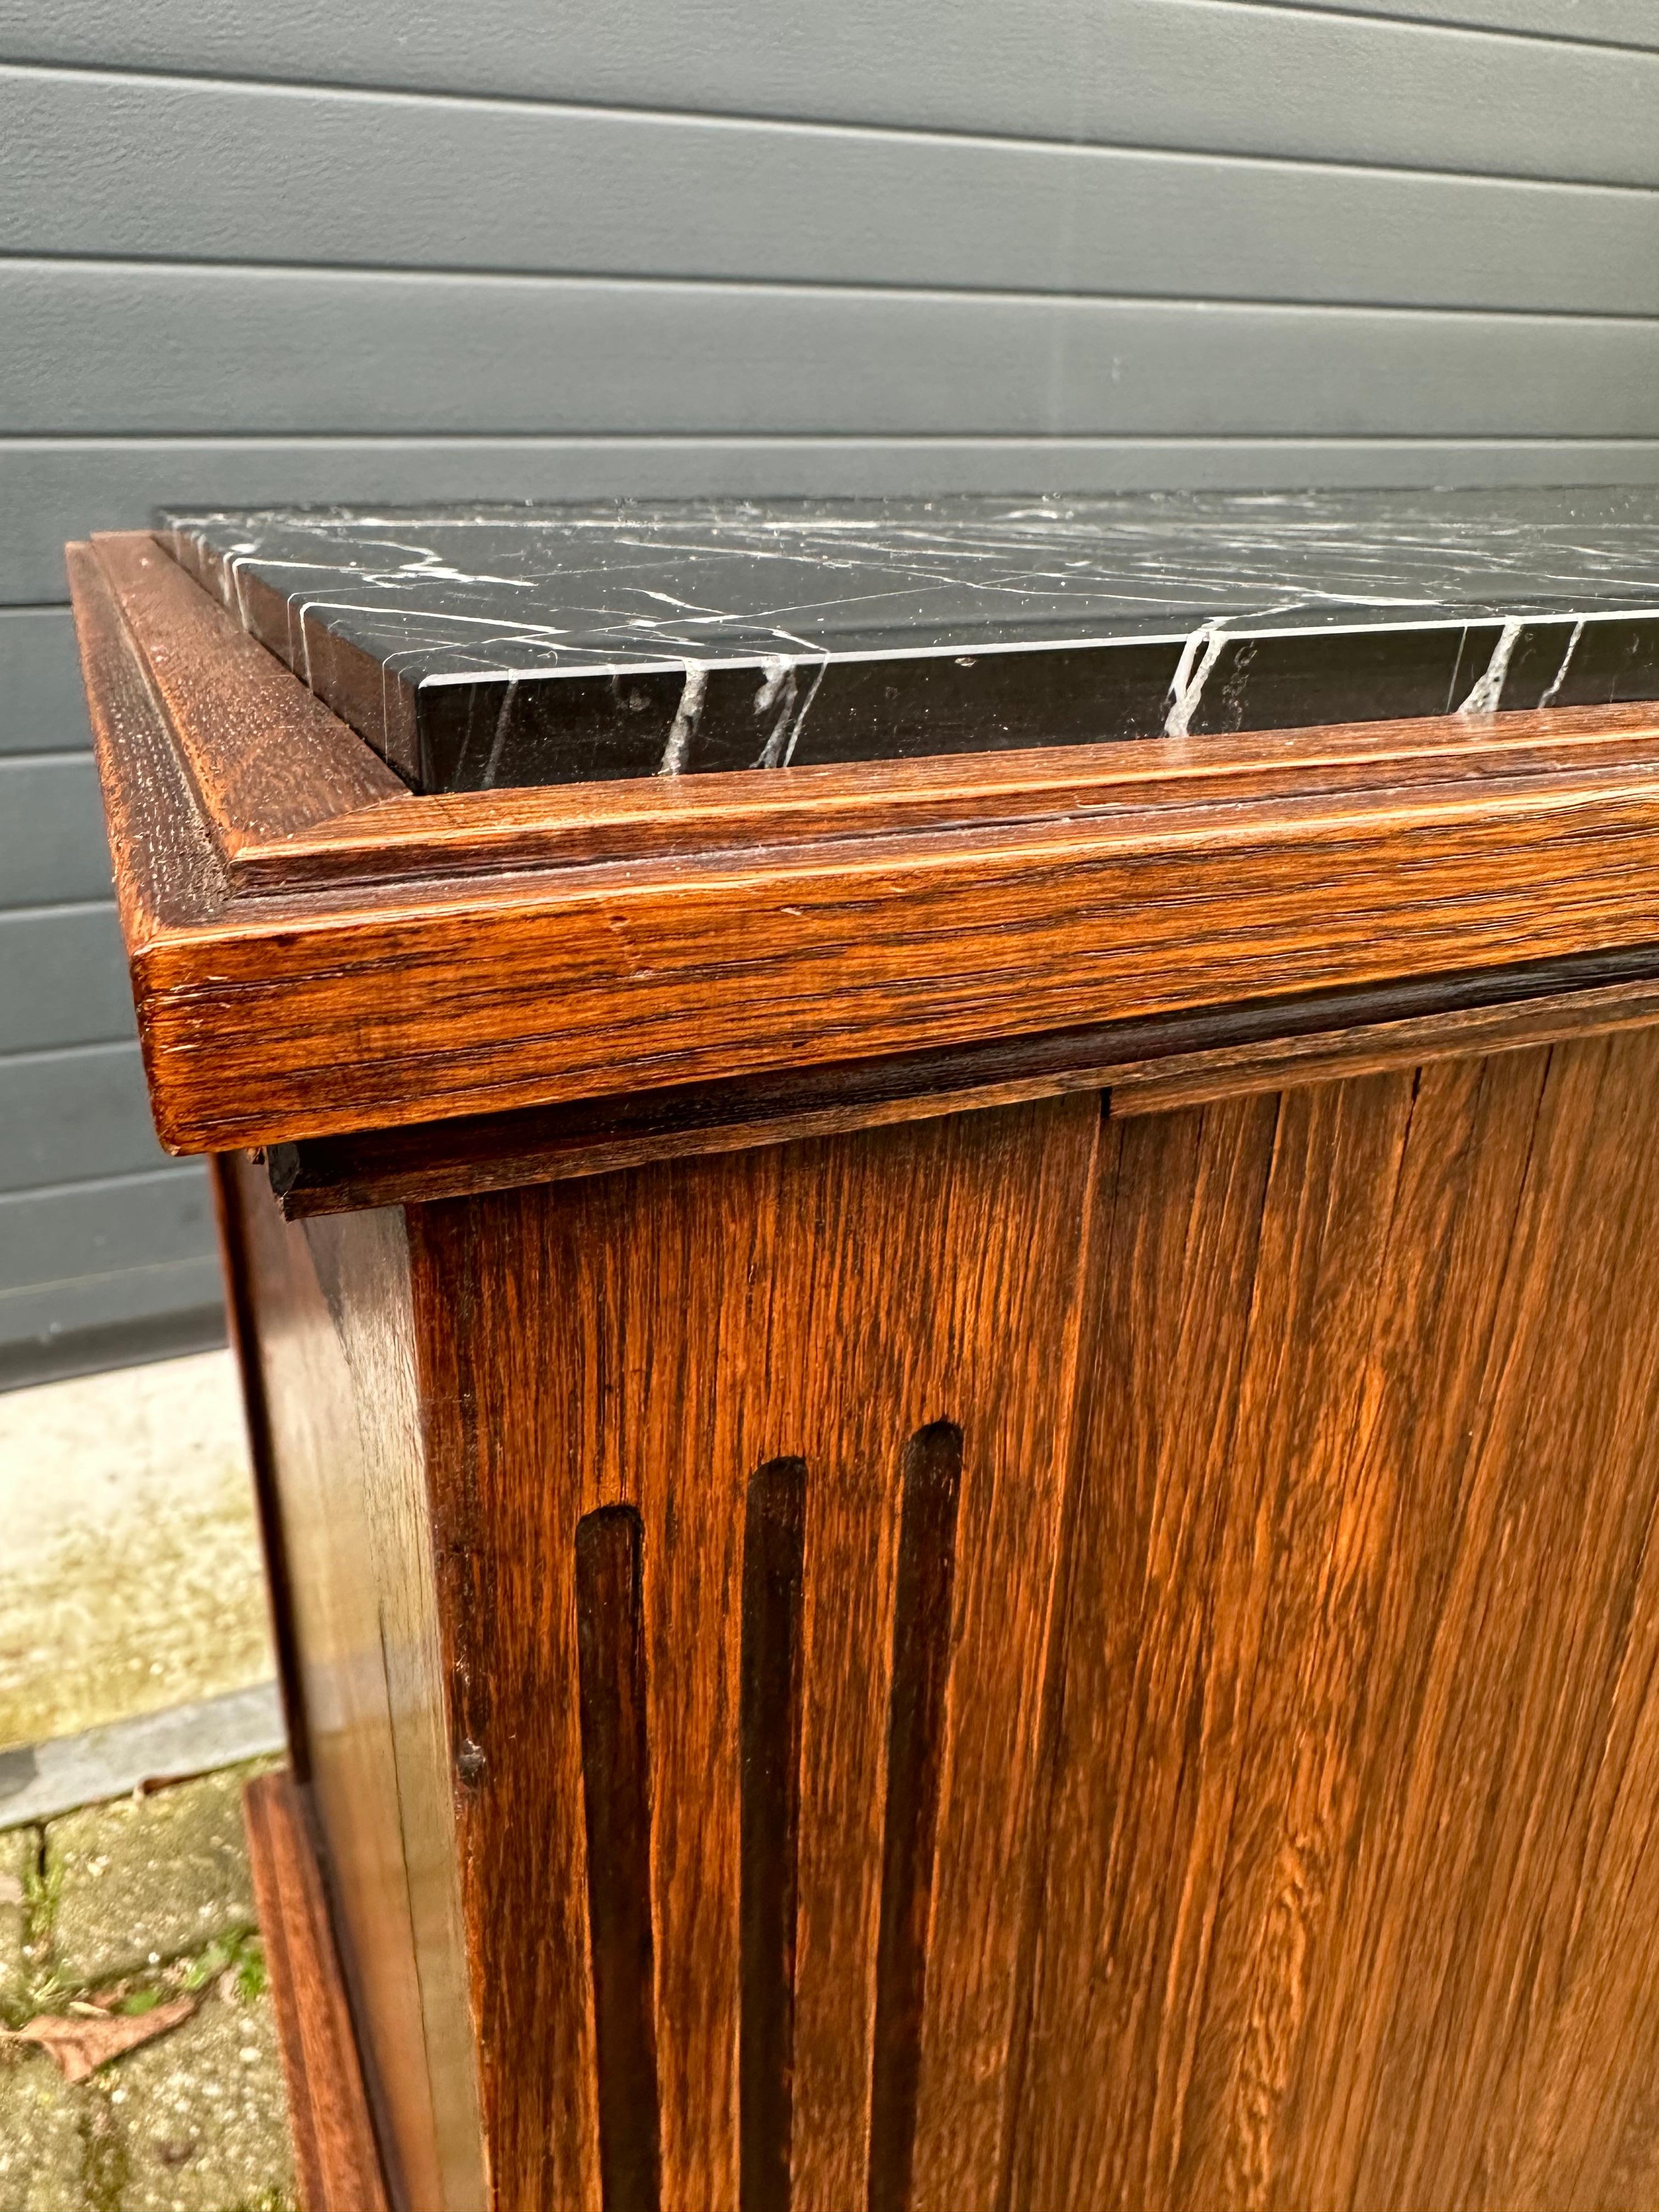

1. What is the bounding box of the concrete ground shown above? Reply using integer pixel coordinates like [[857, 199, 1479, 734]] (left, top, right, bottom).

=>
[[0, 1353, 274, 1748], [0, 1353, 297, 2212]]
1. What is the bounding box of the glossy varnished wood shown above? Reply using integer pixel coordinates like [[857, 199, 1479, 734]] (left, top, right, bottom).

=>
[[94, 532, 403, 851], [95, 531, 1659, 896], [101, 510, 1659, 2212], [222, 1031, 1659, 2210], [211, 1152, 310, 1774], [223, 1155, 484, 2212], [67, 531, 1659, 1152], [1012, 1030, 1659, 2212], [406, 1096, 1102, 2212], [266, 949, 1659, 1215]]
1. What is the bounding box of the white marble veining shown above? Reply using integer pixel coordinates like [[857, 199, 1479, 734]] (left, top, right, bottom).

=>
[[162, 489, 1659, 789]]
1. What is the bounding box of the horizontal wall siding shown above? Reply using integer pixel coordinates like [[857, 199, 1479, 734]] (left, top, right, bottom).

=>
[[0, 1163, 220, 1372], [8, 269, 1658, 439], [1261, 1, 1659, 44], [0, 607, 86, 750], [0, 1255, 224, 1385], [0, 755, 111, 905], [0, 1167, 222, 1384], [0, 3, 1655, 1374], [0, 1166, 212, 1294], [0, 1045, 172, 1192], [3, 2, 1658, 180], [8, 72, 1658, 315], [0, 907, 137, 1052], [14, 439, 1659, 609]]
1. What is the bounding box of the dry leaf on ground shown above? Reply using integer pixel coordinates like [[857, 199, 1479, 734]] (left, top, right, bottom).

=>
[[4, 1994, 196, 2083]]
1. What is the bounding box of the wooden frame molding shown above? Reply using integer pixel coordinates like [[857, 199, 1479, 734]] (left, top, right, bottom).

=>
[[243, 1770, 392, 2212], [266, 950, 1659, 1216], [70, 529, 1659, 1155]]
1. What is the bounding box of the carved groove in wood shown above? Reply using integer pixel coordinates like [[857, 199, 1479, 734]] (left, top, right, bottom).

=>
[[575, 1430, 966, 2212]]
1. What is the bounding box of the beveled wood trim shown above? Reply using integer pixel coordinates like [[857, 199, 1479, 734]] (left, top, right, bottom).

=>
[[92, 529, 1659, 895], [263, 949, 1659, 1214], [245, 704, 1659, 892], [70, 532, 1659, 1155], [93, 533, 403, 857]]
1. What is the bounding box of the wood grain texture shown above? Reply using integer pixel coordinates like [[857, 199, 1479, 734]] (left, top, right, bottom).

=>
[[868, 1422, 963, 2212], [161, 783, 1659, 1157], [267, 950, 1659, 1216], [67, 532, 1659, 1152], [229, 1153, 485, 2212], [243, 1768, 392, 2212], [80, 510, 1659, 2209], [405, 1095, 1101, 2212], [66, 538, 227, 937], [211, 1152, 309, 1778], [93, 532, 402, 848], [1011, 1029, 1659, 2212], [236, 1027, 1659, 2210]]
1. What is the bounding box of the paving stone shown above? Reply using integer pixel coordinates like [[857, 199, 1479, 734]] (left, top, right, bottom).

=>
[[0, 1983, 296, 2212], [0, 1829, 53, 2032], [48, 1770, 260, 1988], [100, 1983, 296, 2212], [0, 2047, 87, 2212], [0, 1831, 36, 2024]]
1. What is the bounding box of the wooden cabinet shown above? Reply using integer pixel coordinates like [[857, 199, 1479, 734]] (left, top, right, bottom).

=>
[[72, 509, 1659, 2210]]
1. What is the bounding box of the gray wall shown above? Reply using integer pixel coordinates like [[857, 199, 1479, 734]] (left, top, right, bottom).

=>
[[1, 0, 1657, 1381]]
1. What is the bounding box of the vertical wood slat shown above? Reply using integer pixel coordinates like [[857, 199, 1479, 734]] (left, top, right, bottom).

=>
[[411, 1095, 1102, 2212], [1010, 1032, 1659, 2212], [741, 1459, 809, 2212], [631, 1160, 780, 2212], [787, 1101, 1102, 2212], [250, 1022, 1659, 2209], [868, 1423, 963, 2212], [575, 1505, 663, 2212], [416, 1201, 602, 2212]]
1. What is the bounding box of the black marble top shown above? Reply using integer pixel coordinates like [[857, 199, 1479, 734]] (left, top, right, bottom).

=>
[[162, 490, 1659, 793]]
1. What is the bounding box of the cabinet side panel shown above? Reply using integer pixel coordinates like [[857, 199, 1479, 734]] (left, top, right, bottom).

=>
[[408, 1093, 1103, 2212], [227, 1153, 485, 2212], [1014, 1034, 1659, 2212]]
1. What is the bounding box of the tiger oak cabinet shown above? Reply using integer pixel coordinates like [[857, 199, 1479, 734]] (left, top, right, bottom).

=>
[[71, 493, 1659, 2212]]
